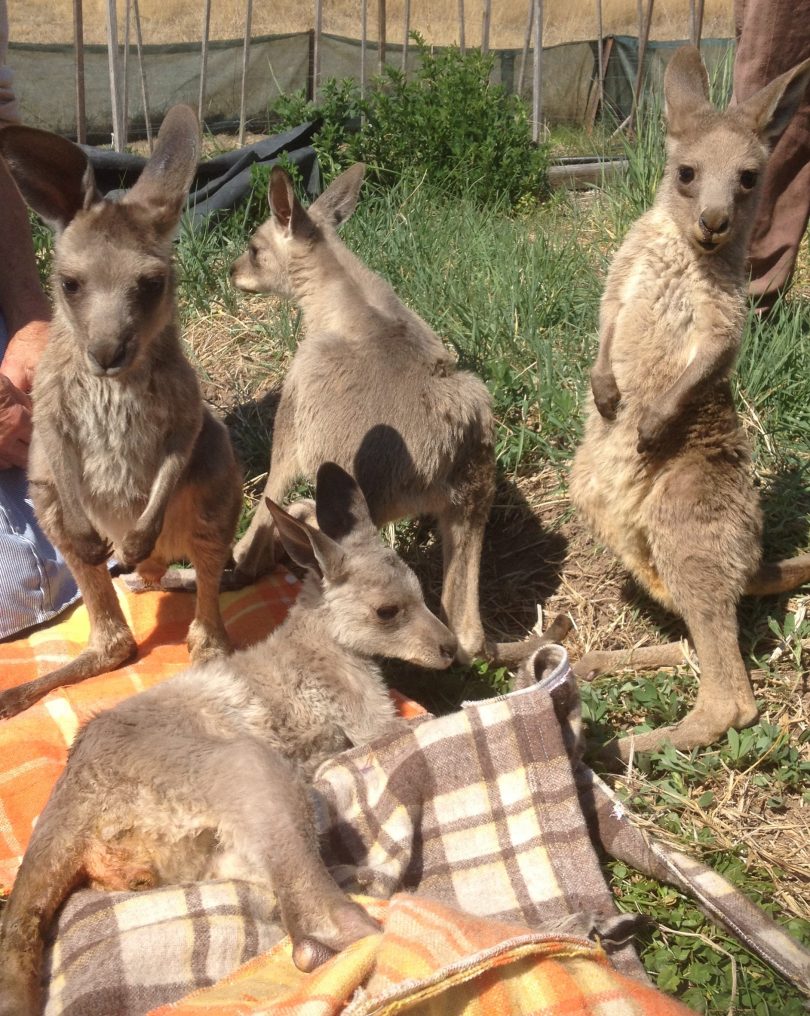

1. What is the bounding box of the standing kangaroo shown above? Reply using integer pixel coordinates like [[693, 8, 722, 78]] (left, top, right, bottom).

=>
[[570, 47, 810, 758], [229, 165, 496, 663], [0, 106, 241, 718], [0, 463, 458, 1016]]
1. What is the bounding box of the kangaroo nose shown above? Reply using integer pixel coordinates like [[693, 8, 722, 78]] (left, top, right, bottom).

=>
[[88, 338, 129, 372], [699, 210, 729, 235], [440, 637, 458, 662]]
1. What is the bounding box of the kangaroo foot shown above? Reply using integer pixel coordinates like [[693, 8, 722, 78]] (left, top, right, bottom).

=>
[[232, 524, 278, 584], [187, 619, 232, 663], [290, 898, 380, 973], [0, 627, 136, 719], [609, 698, 759, 761]]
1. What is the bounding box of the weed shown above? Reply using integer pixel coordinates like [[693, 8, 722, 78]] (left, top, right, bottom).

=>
[[270, 39, 549, 207]]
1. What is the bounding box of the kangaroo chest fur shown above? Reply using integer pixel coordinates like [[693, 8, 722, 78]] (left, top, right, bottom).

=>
[[42, 363, 196, 544], [77, 379, 164, 536], [607, 212, 745, 418]]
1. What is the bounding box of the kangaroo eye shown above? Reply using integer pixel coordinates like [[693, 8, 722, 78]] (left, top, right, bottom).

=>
[[677, 165, 695, 185], [376, 605, 400, 621], [137, 274, 166, 299], [61, 276, 81, 295], [740, 170, 758, 190]]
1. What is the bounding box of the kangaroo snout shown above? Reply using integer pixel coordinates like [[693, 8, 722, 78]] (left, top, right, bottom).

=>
[[87, 333, 134, 376], [229, 253, 256, 292], [695, 206, 731, 251], [411, 610, 458, 669]]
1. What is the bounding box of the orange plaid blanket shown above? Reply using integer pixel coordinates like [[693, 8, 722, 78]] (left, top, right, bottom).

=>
[[147, 895, 693, 1016], [3, 585, 807, 1015]]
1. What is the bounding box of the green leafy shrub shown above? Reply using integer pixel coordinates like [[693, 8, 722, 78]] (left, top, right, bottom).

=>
[[269, 39, 549, 207]]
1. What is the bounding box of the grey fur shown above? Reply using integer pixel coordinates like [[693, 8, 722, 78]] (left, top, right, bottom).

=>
[[0, 463, 457, 1015], [0, 106, 241, 719], [570, 47, 810, 758], [229, 164, 496, 662]]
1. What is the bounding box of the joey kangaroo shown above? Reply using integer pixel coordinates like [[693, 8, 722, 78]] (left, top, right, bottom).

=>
[[0, 106, 241, 719], [570, 47, 810, 759], [0, 463, 458, 1016], [229, 164, 497, 663]]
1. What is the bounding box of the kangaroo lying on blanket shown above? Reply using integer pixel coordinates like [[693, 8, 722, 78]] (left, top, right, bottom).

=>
[[0, 464, 463, 1016]]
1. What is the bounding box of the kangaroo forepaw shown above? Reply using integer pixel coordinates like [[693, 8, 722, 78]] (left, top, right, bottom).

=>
[[118, 524, 159, 569], [71, 528, 113, 566], [636, 405, 671, 454], [591, 368, 621, 420]]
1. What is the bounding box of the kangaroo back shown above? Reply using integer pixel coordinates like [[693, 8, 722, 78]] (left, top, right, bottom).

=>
[[230, 167, 497, 662]]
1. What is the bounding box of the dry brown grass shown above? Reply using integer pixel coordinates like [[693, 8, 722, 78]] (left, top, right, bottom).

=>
[[9, 0, 734, 49]]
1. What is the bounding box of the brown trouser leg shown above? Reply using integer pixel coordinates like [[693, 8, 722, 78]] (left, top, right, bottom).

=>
[[733, 0, 810, 301]]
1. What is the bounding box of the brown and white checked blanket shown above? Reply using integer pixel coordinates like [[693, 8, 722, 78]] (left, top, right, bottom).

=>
[[42, 647, 810, 1015]]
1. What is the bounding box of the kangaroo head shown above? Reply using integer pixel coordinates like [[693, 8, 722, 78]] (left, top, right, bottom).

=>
[[266, 462, 458, 670], [230, 163, 365, 298], [0, 105, 200, 378], [660, 46, 810, 256]]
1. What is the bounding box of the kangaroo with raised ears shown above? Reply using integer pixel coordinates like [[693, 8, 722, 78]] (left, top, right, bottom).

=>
[[229, 164, 499, 664], [0, 463, 462, 1016], [0, 106, 241, 719], [570, 47, 810, 759]]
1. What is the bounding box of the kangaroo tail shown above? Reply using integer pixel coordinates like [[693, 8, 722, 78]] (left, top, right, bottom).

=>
[[490, 613, 573, 667], [745, 553, 810, 597], [0, 808, 87, 1015]]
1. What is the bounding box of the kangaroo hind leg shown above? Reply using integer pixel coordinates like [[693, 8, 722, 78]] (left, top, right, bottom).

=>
[[614, 463, 761, 758], [202, 738, 379, 971], [0, 555, 135, 719]]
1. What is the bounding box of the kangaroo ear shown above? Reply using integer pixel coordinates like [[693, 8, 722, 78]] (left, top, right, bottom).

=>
[[122, 104, 200, 232], [735, 56, 810, 146], [0, 125, 99, 232], [314, 463, 375, 542], [267, 166, 314, 238], [664, 45, 712, 136], [265, 498, 346, 581], [308, 163, 365, 228]]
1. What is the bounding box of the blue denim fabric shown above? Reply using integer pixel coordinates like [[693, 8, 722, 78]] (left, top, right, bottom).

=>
[[0, 317, 79, 639]]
